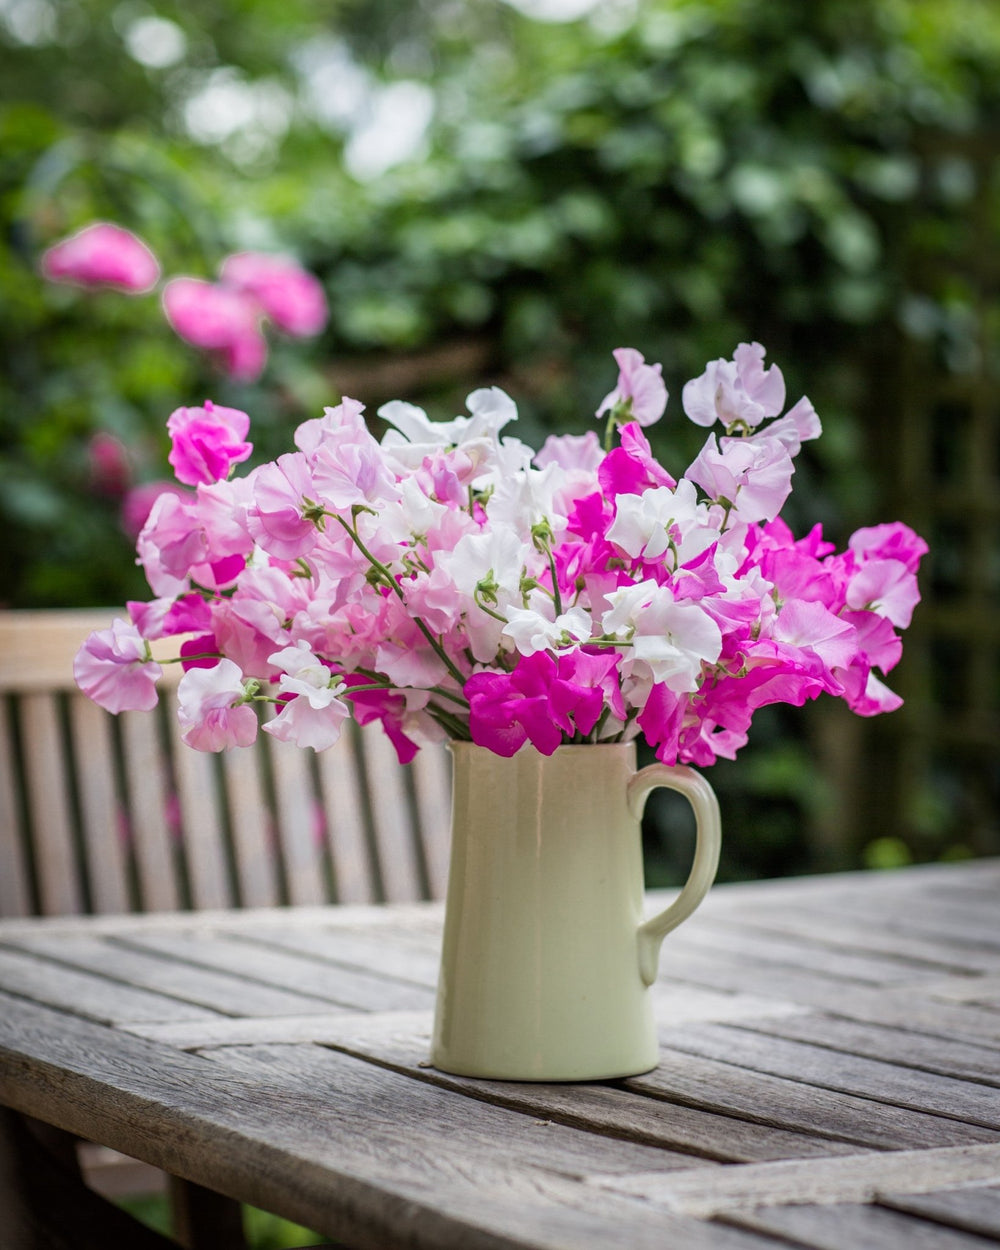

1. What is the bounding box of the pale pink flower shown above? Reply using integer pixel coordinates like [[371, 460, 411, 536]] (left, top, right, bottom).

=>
[[219, 252, 328, 337], [177, 660, 258, 751], [162, 278, 267, 381], [263, 643, 350, 751], [845, 558, 921, 629], [602, 580, 723, 692], [596, 348, 668, 427], [74, 619, 162, 713], [167, 401, 252, 486], [247, 453, 323, 559], [121, 481, 189, 540], [682, 341, 784, 430], [41, 222, 160, 293], [686, 433, 795, 524], [535, 430, 604, 472]]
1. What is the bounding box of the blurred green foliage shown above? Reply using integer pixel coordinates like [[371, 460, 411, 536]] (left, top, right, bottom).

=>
[[2, 0, 998, 888]]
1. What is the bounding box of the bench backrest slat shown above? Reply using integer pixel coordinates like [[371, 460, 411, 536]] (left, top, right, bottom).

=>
[[0, 610, 452, 917]]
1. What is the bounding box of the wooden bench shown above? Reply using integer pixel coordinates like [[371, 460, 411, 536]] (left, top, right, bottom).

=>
[[0, 607, 453, 1249], [0, 609, 452, 919]]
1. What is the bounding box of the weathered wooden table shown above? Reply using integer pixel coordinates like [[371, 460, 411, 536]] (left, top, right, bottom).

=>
[[1, 860, 999, 1249]]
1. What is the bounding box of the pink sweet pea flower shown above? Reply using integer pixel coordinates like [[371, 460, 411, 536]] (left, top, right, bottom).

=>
[[596, 348, 668, 427], [682, 341, 785, 430], [219, 252, 328, 337], [598, 422, 676, 498], [167, 401, 253, 486], [121, 481, 190, 540], [177, 659, 258, 751], [686, 432, 795, 525], [41, 222, 160, 293], [343, 679, 421, 764], [849, 523, 928, 574], [247, 453, 324, 560], [74, 619, 162, 713], [845, 558, 921, 629], [162, 277, 268, 381]]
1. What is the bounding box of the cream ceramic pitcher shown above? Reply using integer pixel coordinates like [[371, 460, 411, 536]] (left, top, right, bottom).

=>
[[430, 742, 721, 1081]]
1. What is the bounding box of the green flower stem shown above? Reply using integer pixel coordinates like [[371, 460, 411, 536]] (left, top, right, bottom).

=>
[[544, 545, 563, 616], [427, 703, 472, 739], [332, 511, 468, 689], [474, 588, 509, 624]]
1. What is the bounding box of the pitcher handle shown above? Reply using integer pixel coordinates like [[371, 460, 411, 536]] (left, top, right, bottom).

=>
[[627, 764, 721, 986]]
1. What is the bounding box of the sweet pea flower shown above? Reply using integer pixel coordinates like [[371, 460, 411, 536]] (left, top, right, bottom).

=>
[[74, 619, 162, 713], [466, 650, 611, 757], [606, 480, 716, 568], [686, 432, 795, 525], [167, 401, 253, 486], [602, 580, 723, 692], [163, 277, 268, 381], [502, 605, 592, 656], [121, 481, 190, 540], [598, 422, 676, 498], [534, 431, 604, 473], [263, 643, 350, 751], [682, 341, 785, 431], [845, 558, 921, 629], [596, 348, 668, 427], [849, 523, 929, 574], [219, 252, 328, 337], [247, 453, 324, 560], [76, 340, 925, 767], [41, 222, 160, 293], [177, 659, 259, 751]]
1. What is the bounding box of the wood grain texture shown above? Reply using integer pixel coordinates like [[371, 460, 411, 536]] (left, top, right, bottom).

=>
[[593, 1142, 1000, 1216], [726, 1202, 1000, 1250], [120, 707, 183, 912], [0, 993, 766, 1250], [69, 695, 132, 915], [18, 693, 84, 916], [2, 859, 1000, 1249], [0, 700, 33, 918], [882, 1186, 1000, 1239]]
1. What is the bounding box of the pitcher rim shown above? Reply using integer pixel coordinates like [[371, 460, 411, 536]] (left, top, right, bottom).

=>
[[447, 741, 637, 756]]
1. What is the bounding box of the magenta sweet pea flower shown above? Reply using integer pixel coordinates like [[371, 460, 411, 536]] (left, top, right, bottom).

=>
[[41, 222, 160, 293], [219, 252, 328, 337], [167, 400, 253, 486], [466, 650, 620, 758], [74, 619, 162, 713], [162, 277, 268, 381]]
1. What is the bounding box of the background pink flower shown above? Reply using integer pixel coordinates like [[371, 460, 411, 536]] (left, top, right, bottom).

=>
[[162, 277, 268, 381], [41, 222, 161, 293], [220, 251, 328, 337]]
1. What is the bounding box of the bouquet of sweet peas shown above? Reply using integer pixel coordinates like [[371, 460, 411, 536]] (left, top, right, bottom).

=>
[[76, 343, 926, 767]]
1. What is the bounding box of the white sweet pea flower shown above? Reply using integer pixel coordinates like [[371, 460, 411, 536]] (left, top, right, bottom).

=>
[[437, 525, 536, 662], [502, 605, 592, 656], [263, 641, 350, 751], [602, 579, 722, 692], [606, 480, 717, 568]]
